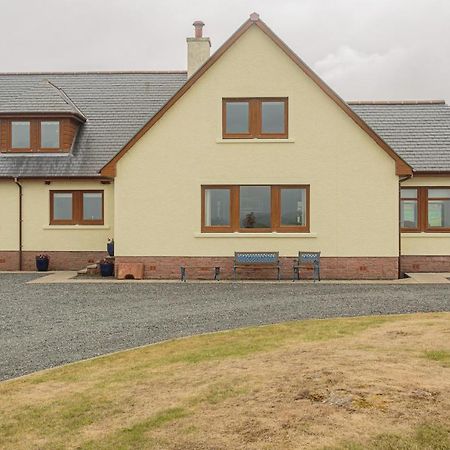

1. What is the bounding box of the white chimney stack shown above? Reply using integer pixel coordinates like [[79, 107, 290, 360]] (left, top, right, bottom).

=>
[[187, 20, 211, 78]]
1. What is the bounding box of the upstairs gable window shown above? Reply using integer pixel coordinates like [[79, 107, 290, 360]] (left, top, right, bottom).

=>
[[223, 98, 288, 139]]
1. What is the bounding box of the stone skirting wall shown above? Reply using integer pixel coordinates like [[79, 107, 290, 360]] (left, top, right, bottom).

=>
[[400, 256, 450, 274], [115, 256, 399, 280], [0, 251, 107, 271]]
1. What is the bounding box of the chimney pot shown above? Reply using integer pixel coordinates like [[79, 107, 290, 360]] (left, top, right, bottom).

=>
[[193, 20, 205, 38]]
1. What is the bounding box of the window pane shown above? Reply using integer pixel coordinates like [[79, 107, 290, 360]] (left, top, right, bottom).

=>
[[261, 101, 285, 133], [83, 193, 103, 221], [240, 186, 271, 228], [11, 121, 30, 148], [401, 200, 418, 228], [205, 189, 230, 226], [53, 193, 73, 220], [428, 200, 450, 228], [401, 188, 417, 199], [41, 121, 60, 148], [428, 189, 450, 199], [281, 188, 306, 226], [225, 102, 249, 134]]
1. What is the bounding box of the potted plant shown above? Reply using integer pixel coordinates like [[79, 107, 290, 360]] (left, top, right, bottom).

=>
[[35, 254, 50, 272], [99, 258, 114, 277], [107, 238, 114, 257]]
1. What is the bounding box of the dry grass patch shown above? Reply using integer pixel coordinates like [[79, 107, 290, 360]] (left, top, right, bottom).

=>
[[1, 313, 450, 449]]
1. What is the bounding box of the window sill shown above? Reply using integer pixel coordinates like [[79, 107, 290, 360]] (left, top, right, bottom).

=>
[[43, 225, 111, 230], [401, 232, 450, 238], [195, 232, 317, 238], [216, 138, 295, 144]]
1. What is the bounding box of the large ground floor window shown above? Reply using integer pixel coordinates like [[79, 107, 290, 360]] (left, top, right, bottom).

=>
[[201, 185, 309, 233], [50, 190, 104, 225], [401, 187, 450, 232]]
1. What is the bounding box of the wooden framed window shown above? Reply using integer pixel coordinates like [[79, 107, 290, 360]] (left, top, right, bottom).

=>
[[50, 190, 104, 225], [401, 187, 450, 232], [222, 98, 288, 139], [1, 118, 65, 152], [201, 185, 309, 233]]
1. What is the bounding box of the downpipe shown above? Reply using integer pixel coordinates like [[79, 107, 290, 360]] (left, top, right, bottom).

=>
[[13, 177, 23, 271]]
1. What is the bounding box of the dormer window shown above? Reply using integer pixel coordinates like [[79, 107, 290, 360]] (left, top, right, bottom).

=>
[[0, 117, 76, 153]]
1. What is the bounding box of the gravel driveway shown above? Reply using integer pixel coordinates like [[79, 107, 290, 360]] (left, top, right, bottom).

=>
[[1, 273, 450, 381]]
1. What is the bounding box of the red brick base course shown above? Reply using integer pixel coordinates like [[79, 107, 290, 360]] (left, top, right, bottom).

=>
[[401, 256, 450, 273], [0, 251, 107, 271], [0, 252, 20, 271], [115, 256, 399, 280], [5, 252, 447, 278]]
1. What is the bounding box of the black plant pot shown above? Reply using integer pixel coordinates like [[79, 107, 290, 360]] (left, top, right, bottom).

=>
[[100, 262, 114, 277], [36, 258, 49, 272], [107, 241, 114, 257]]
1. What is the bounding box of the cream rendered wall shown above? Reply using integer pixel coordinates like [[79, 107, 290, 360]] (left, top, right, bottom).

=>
[[115, 25, 399, 258], [0, 180, 19, 251], [18, 180, 114, 251], [401, 176, 450, 255]]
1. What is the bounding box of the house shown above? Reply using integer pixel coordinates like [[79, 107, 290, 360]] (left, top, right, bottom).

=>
[[1, 13, 449, 279]]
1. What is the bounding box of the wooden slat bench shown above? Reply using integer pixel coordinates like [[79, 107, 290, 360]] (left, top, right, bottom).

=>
[[233, 251, 280, 280]]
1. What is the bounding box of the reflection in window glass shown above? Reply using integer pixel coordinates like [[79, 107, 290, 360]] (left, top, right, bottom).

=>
[[83, 193, 103, 221], [401, 188, 417, 199], [53, 193, 73, 220], [205, 189, 230, 226], [261, 101, 285, 133], [428, 200, 450, 228], [41, 121, 60, 148], [428, 189, 450, 199], [225, 102, 249, 134], [401, 200, 418, 228], [240, 186, 271, 228], [281, 188, 306, 226], [11, 121, 30, 148]]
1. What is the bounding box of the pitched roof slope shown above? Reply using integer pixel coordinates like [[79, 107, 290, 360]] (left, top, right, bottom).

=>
[[0, 72, 186, 177], [0, 79, 86, 119], [350, 101, 450, 173]]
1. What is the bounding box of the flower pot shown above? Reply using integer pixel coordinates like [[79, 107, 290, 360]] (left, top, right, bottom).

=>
[[107, 241, 114, 257], [36, 258, 49, 272], [100, 262, 114, 277]]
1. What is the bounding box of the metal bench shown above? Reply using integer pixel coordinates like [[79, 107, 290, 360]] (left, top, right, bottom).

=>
[[233, 251, 280, 280], [293, 252, 321, 282], [180, 266, 220, 282]]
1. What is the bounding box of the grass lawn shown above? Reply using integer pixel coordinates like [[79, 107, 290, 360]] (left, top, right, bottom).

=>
[[1, 313, 450, 449]]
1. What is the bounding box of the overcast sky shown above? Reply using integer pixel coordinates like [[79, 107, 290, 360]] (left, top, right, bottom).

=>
[[1, 0, 449, 102]]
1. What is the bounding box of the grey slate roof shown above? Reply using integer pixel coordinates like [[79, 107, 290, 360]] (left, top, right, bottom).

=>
[[0, 71, 449, 177], [350, 101, 450, 172], [0, 72, 187, 177], [0, 79, 85, 118]]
